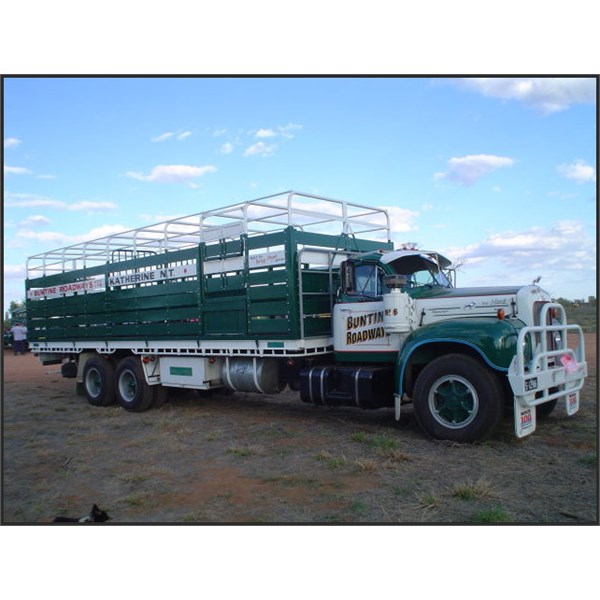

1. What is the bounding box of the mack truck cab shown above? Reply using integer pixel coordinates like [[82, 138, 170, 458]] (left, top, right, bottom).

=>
[[300, 247, 587, 442]]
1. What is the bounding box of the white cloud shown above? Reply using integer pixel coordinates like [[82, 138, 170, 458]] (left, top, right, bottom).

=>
[[68, 201, 118, 212], [76, 224, 130, 242], [244, 142, 277, 157], [151, 130, 192, 142], [5, 195, 66, 210], [4, 264, 26, 279], [19, 215, 51, 228], [255, 128, 277, 138], [455, 77, 596, 114], [444, 220, 594, 277], [16, 229, 74, 245], [212, 128, 227, 137], [5, 193, 117, 213], [435, 154, 515, 186], [151, 131, 174, 142], [4, 165, 32, 175], [557, 159, 596, 184], [35, 174, 57, 179], [278, 123, 302, 138], [220, 142, 234, 154], [382, 206, 420, 234], [16, 224, 130, 248], [126, 164, 217, 184], [4, 137, 22, 148], [140, 213, 186, 223]]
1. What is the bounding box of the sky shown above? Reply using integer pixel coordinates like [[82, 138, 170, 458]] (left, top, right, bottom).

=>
[[3, 76, 597, 311]]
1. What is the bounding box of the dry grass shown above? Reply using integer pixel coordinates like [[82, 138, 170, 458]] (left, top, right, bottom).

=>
[[354, 457, 379, 472], [449, 477, 497, 501], [227, 444, 264, 457]]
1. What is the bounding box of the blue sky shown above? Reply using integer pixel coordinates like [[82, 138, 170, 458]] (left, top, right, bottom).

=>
[[3, 76, 597, 310]]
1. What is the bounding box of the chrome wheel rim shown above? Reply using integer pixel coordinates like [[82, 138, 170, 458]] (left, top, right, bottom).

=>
[[85, 367, 102, 398], [428, 375, 478, 429], [118, 369, 137, 403]]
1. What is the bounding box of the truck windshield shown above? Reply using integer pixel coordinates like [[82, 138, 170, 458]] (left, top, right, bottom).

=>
[[384, 252, 453, 289], [410, 267, 452, 288]]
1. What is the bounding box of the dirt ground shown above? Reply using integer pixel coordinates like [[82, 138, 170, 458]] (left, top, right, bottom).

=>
[[2, 334, 597, 524]]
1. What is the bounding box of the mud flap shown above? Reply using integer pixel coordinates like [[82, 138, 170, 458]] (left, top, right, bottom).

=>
[[565, 391, 579, 416], [514, 397, 537, 438]]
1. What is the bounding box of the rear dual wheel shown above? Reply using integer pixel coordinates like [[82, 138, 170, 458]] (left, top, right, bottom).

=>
[[82, 355, 154, 412]]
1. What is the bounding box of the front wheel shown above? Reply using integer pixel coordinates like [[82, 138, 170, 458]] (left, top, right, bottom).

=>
[[115, 357, 155, 412], [536, 398, 558, 419], [412, 354, 505, 442]]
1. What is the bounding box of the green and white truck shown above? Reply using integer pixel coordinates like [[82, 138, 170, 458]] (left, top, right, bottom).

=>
[[25, 191, 588, 442]]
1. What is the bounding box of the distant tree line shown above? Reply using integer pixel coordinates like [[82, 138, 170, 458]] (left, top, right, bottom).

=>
[[553, 296, 596, 308]]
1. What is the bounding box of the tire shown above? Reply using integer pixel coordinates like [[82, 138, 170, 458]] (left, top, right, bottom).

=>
[[287, 380, 301, 391], [536, 398, 558, 419], [82, 356, 116, 407], [115, 357, 155, 412], [412, 354, 505, 442]]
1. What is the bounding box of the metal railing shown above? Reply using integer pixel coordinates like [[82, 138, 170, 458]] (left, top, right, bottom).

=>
[[508, 303, 587, 407], [26, 191, 391, 278]]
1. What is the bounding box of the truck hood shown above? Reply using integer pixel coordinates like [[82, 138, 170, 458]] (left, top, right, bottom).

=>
[[408, 286, 522, 300], [406, 285, 551, 327]]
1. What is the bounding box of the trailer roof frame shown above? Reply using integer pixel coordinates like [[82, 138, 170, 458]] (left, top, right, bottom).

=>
[[26, 190, 391, 278]]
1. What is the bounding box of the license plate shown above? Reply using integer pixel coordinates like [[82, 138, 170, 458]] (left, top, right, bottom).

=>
[[524, 377, 538, 392]]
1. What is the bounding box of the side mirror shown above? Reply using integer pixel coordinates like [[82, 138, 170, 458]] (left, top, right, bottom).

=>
[[340, 260, 355, 294]]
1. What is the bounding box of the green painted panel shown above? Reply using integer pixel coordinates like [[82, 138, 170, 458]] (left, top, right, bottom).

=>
[[84, 295, 107, 312], [165, 322, 202, 336], [204, 277, 225, 293], [25, 224, 390, 344], [246, 231, 287, 250], [107, 247, 196, 273], [248, 300, 289, 317], [301, 296, 331, 314], [203, 238, 244, 259], [203, 297, 247, 335], [247, 284, 288, 301], [203, 275, 245, 294], [248, 270, 288, 286], [397, 317, 526, 373], [170, 366, 193, 376], [248, 318, 290, 335], [301, 272, 333, 293], [302, 317, 333, 337], [110, 280, 197, 299]]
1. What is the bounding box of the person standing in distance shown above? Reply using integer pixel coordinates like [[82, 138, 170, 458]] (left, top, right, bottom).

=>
[[11, 322, 27, 355]]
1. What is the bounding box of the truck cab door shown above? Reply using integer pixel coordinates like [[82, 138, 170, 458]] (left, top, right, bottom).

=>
[[340, 260, 384, 301], [335, 261, 401, 357]]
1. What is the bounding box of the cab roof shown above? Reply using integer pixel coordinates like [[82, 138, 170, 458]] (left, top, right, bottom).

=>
[[371, 249, 452, 272]]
